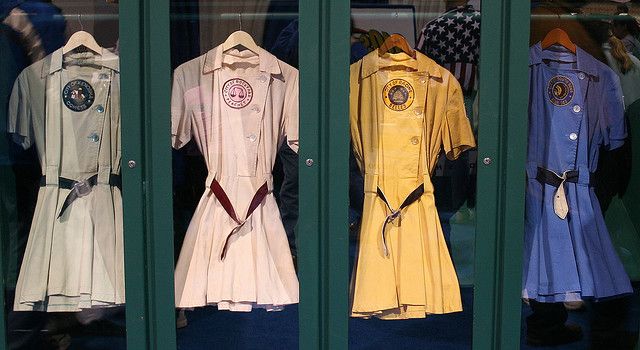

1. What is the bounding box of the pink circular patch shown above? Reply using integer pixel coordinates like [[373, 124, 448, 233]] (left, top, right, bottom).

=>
[[222, 78, 254, 109]]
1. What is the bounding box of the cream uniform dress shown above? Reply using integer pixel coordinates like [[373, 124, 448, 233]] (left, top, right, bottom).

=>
[[8, 48, 124, 312], [172, 45, 299, 311]]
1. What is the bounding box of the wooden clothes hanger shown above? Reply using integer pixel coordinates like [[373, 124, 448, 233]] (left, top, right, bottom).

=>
[[541, 28, 577, 54], [62, 14, 101, 55], [378, 33, 416, 59], [221, 13, 260, 54], [62, 30, 102, 55], [221, 30, 260, 54]]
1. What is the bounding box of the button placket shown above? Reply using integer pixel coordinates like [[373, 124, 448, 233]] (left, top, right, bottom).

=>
[[88, 132, 100, 143], [565, 117, 583, 168], [91, 88, 107, 167]]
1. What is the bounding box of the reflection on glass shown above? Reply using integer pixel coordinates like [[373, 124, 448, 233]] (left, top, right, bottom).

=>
[[349, 1, 479, 348], [170, 2, 299, 348], [1, 1, 125, 349], [523, 2, 640, 349]]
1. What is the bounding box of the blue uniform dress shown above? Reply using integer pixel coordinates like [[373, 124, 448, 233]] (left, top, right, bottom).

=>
[[523, 43, 633, 303]]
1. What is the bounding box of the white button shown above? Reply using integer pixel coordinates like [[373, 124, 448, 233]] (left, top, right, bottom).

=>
[[251, 105, 261, 113], [95, 105, 104, 113], [569, 133, 578, 140], [248, 134, 257, 142], [419, 78, 427, 84], [578, 72, 585, 80], [410, 136, 419, 145], [413, 108, 422, 117], [88, 133, 100, 143], [572, 105, 581, 113], [259, 75, 268, 83]]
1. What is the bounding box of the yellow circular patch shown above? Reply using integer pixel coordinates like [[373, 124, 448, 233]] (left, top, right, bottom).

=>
[[382, 79, 415, 111]]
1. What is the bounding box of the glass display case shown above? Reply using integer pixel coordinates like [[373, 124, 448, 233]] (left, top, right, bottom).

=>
[[2, 1, 638, 350], [521, 2, 640, 349]]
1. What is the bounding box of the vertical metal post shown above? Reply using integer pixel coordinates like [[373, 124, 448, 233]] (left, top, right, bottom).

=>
[[299, 0, 350, 349], [473, 1, 530, 349], [120, 0, 175, 348]]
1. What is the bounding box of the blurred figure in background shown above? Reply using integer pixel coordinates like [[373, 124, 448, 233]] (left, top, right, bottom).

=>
[[612, 12, 640, 58]]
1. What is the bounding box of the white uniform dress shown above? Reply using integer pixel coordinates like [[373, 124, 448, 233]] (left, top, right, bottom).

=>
[[172, 45, 299, 311], [8, 48, 124, 312]]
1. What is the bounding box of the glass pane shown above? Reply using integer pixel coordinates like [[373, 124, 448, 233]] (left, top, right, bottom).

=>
[[348, 1, 480, 348], [170, 1, 299, 348], [1, 1, 126, 349], [521, 2, 640, 349]]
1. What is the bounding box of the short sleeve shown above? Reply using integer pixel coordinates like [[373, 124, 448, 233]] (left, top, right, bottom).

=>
[[283, 70, 299, 153], [7, 73, 33, 149], [171, 67, 192, 149], [603, 73, 626, 150], [442, 77, 476, 160]]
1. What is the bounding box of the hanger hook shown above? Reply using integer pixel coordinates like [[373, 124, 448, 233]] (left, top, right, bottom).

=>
[[77, 13, 84, 31], [238, 13, 243, 31]]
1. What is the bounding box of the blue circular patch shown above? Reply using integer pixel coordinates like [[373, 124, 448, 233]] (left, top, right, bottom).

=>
[[547, 75, 575, 107], [62, 79, 95, 112]]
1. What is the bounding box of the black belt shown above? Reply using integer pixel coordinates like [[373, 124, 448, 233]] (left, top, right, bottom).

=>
[[377, 184, 424, 256], [40, 174, 122, 218], [535, 167, 595, 187]]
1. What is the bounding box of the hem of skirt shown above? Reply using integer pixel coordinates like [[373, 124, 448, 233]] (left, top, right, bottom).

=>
[[350, 304, 463, 320], [176, 299, 299, 312], [15, 293, 124, 312], [522, 288, 634, 302]]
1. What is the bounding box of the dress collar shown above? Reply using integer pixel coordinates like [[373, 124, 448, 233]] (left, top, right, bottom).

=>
[[202, 44, 282, 75], [529, 42, 598, 77], [359, 50, 443, 80], [44, 47, 119, 77]]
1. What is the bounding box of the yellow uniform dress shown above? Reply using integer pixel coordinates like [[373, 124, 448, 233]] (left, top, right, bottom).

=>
[[350, 51, 475, 319]]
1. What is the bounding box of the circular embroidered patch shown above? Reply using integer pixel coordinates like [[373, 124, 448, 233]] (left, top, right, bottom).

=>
[[382, 79, 415, 111], [222, 78, 254, 109], [62, 79, 95, 112], [547, 75, 575, 107]]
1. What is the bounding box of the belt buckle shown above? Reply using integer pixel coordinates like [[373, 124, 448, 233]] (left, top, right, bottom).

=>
[[73, 179, 92, 198]]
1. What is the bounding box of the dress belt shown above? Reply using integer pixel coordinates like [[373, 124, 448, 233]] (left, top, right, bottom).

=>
[[377, 184, 424, 257], [535, 167, 594, 219], [535, 167, 595, 187], [40, 174, 122, 219], [210, 179, 269, 260]]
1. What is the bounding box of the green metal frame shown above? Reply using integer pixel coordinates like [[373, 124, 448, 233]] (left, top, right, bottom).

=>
[[473, 1, 531, 349], [298, 1, 350, 349], [120, 0, 176, 349]]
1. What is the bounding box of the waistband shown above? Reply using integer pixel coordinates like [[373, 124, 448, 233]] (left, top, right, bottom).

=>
[[210, 178, 269, 260], [377, 184, 424, 256], [535, 167, 595, 187], [40, 174, 121, 219]]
